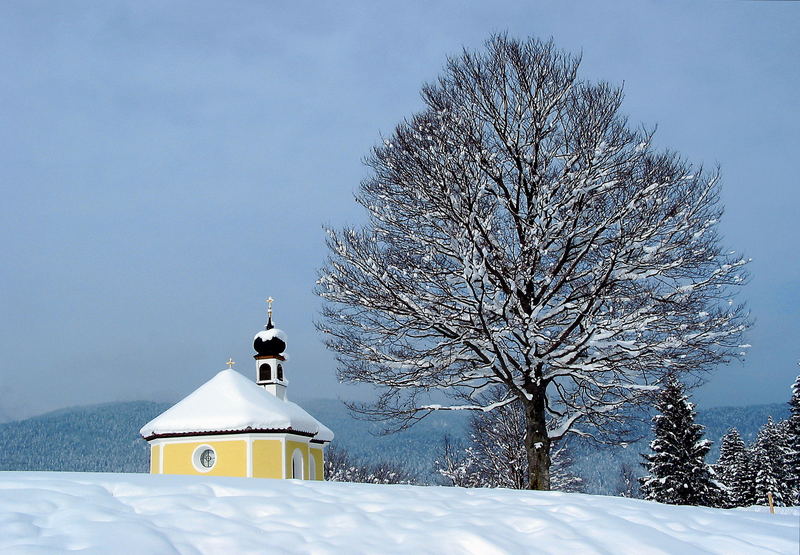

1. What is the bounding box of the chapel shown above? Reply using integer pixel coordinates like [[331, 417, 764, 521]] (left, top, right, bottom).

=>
[[140, 299, 333, 480]]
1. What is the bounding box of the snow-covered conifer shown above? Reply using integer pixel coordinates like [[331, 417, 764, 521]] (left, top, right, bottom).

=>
[[714, 427, 745, 506], [786, 373, 800, 505], [752, 417, 791, 507], [640, 376, 724, 506], [729, 449, 757, 507]]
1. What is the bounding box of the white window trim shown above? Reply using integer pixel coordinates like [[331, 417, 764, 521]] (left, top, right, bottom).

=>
[[192, 444, 217, 473], [291, 448, 304, 480], [309, 450, 317, 480]]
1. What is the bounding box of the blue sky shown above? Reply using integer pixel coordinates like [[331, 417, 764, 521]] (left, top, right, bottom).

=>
[[0, 1, 798, 419]]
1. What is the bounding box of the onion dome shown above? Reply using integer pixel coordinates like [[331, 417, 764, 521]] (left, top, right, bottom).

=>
[[254, 315, 287, 356]]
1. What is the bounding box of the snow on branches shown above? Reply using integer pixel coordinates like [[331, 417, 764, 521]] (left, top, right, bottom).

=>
[[640, 376, 724, 507], [435, 388, 582, 492], [317, 35, 749, 490], [713, 374, 800, 508]]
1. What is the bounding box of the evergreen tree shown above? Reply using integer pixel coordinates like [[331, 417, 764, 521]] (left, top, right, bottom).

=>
[[714, 428, 745, 507], [640, 375, 724, 506], [787, 373, 800, 505], [752, 417, 791, 507], [729, 448, 757, 507]]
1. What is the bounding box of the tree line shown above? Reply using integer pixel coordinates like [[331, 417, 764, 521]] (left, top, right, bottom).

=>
[[640, 374, 799, 508], [325, 372, 799, 512]]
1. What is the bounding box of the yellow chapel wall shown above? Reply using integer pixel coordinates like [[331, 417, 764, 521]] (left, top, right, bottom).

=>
[[252, 439, 283, 479], [161, 439, 247, 477], [309, 446, 324, 480], [149, 435, 327, 480]]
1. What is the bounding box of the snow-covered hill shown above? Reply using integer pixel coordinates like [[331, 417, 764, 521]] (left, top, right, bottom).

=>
[[0, 472, 797, 554]]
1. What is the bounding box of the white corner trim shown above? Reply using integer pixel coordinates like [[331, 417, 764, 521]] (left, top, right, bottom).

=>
[[281, 436, 286, 479]]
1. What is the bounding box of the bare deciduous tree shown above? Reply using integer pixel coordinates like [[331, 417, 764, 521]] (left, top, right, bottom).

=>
[[324, 444, 416, 485], [436, 389, 582, 492], [317, 35, 749, 490], [616, 463, 640, 498]]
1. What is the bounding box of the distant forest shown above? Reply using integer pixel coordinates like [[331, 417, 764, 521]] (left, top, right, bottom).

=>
[[0, 399, 788, 496]]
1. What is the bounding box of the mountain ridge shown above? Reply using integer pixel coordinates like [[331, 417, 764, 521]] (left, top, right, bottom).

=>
[[0, 399, 789, 495]]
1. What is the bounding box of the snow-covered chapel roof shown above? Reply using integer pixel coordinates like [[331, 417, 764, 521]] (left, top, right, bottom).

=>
[[140, 369, 333, 442]]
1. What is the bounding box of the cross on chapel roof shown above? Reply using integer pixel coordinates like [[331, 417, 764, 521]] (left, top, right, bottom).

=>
[[265, 296, 275, 330]]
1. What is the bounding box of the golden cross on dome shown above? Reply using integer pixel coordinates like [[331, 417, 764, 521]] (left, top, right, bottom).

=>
[[226, 357, 235, 368]]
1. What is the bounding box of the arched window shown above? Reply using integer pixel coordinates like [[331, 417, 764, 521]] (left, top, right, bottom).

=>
[[309, 452, 317, 480], [277, 364, 284, 381], [259, 363, 271, 382], [291, 449, 304, 479]]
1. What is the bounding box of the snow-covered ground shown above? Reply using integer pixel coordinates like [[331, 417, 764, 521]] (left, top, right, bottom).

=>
[[0, 472, 797, 554]]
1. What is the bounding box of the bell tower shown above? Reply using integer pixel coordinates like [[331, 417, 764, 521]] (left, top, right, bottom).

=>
[[253, 297, 289, 400]]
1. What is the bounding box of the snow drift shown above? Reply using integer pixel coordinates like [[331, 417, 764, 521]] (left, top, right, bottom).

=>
[[0, 472, 797, 554]]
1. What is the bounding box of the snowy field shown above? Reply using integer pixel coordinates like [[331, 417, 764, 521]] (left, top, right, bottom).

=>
[[0, 472, 797, 554]]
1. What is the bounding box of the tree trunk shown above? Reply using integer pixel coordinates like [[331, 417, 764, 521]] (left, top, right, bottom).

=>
[[523, 389, 551, 490]]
